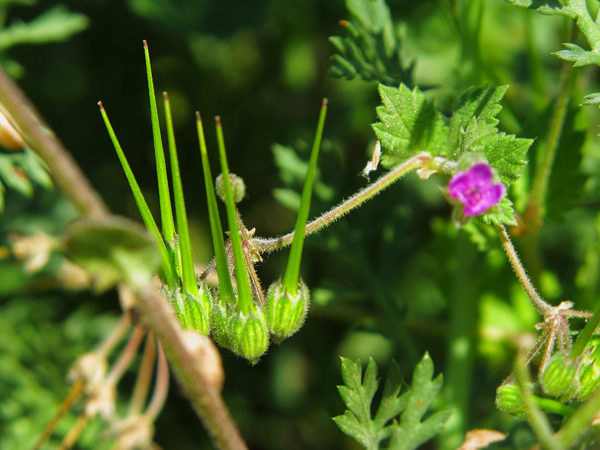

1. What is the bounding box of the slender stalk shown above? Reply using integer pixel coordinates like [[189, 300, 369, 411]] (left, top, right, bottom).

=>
[[254, 152, 432, 252], [129, 331, 157, 416], [524, 25, 576, 227], [143, 40, 175, 242], [557, 387, 600, 447], [96, 312, 132, 359], [0, 66, 108, 218], [282, 98, 328, 296], [514, 350, 561, 450], [57, 415, 88, 450], [31, 379, 84, 450], [106, 326, 146, 387], [496, 224, 552, 315], [164, 92, 198, 296], [145, 340, 170, 422]]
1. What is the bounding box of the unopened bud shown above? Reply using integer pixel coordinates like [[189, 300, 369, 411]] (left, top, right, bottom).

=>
[[541, 352, 578, 400], [167, 285, 212, 336], [495, 384, 526, 417], [228, 306, 269, 364], [216, 173, 246, 203], [574, 338, 600, 401], [266, 279, 310, 343], [210, 295, 235, 351]]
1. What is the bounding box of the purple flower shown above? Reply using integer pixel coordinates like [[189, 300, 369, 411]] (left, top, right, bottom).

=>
[[448, 163, 506, 216]]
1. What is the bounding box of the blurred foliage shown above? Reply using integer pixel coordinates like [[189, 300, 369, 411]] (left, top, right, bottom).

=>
[[2, 0, 600, 449]]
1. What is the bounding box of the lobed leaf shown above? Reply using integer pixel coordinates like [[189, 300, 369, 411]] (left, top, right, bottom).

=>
[[334, 354, 450, 450], [553, 43, 600, 68], [373, 83, 448, 168]]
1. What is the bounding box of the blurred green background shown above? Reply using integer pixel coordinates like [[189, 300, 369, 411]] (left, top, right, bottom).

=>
[[2, 0, 600, 449]]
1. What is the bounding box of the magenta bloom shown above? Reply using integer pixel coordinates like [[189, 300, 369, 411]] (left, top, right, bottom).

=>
[[448, 163, 506, 216]]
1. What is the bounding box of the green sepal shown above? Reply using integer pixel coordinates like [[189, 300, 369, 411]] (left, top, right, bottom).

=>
[[228, 306, 270, 364], [540, 351, 578, 400], [495, 383, 526, 417], [211, 293, 235, 350], [266, 278, 310, 343], [165, 283, 212, 335]]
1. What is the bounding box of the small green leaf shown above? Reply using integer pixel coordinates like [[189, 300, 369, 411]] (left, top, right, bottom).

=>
[[63, 216, 160, 293], [329, 0, 413, 86], [484, 132, 531, 187], [503, 0, 571, 17], [373, 83, 448, 168], [553, 43, 600, 68], [581, 92, 600, 106], [480, 196, 518, 226], [387, 353, 452, 450]]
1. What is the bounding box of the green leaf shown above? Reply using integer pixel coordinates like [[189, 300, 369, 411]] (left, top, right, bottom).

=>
[[553, 43, 600, 68], [581, 92, 600, 106], [328, 0, 413, 87], [373, 83, 448, 169], [0, 6, 88, 50], [63, 216, 161, 293], [387, 353, 452, 450], [503, 0, 572, 17], [484, 132, 532, 187], [333, 354, 450, 450], [480, 196, 518, 226], [447, 85, 508, 153]]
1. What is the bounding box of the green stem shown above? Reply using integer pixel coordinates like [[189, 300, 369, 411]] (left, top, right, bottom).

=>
[[496, 224, 552, 316], [196, 113, 235, 303], [514, 350, 562, 450], [282, 99, 328, 296], [524, 25, 576, 227], [143, 40, 175, 243], [568, 0, 600, 51], [440, 233, 479, 450], [557, 387, 600, 447], [254, 152, 432, 252], [164, 92, 198, 296], [215, 117, 254, 315]]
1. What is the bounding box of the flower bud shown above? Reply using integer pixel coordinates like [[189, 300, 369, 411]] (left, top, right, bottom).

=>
[[540, 352, 578, 400], [575, 358, 600, 401], [210, 294, 235, 351], [495, 384, 526, 417], [227, 306, 269, 364], [216, 173, 246, 203], [266, 279, 310, 343], [166, 284, 212, 336]]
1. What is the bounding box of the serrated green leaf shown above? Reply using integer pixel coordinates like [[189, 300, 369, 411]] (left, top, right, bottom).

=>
[[329, 0, 412, 86], [484, 132, 532, 186], [447, 85, 508, 153], [480, 196, 518, 226], [334, 354, 450, 450], [581, 92, 600, 106], [373, 84, 448, 168], [503, 0, 572, 17], [388, 353, 451, 450], [553, 43, 600, 68]]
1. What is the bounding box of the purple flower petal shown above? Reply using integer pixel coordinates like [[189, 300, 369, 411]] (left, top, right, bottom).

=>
[[448, 162, 506, 217]]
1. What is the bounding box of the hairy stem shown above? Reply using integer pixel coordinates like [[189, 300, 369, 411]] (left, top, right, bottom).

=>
[[254, 152, 432, 252], [496, 224, 552, 315]]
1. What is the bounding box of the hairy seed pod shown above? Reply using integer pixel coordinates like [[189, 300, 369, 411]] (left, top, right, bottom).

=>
[[574, 337, 600, 401], [227, 306, 269, 364], [167, 284, 212, 336], [216, 173, 246, 203], [210, 294, 235, 351], [541, 352, 578, 400], [266, 279, 310, 343], [495, 384, 526, 417]]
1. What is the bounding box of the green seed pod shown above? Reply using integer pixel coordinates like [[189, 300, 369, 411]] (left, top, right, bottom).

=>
[[266, 279, 310, 343], [575, 358, 600, 401], [541, 352, 578, 400], [228, 306, 269, 364], [167, 283, 212, 335], [216, 173, 246, 203], [210, 294, 235, 351], [495, 384, 526, 417]]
